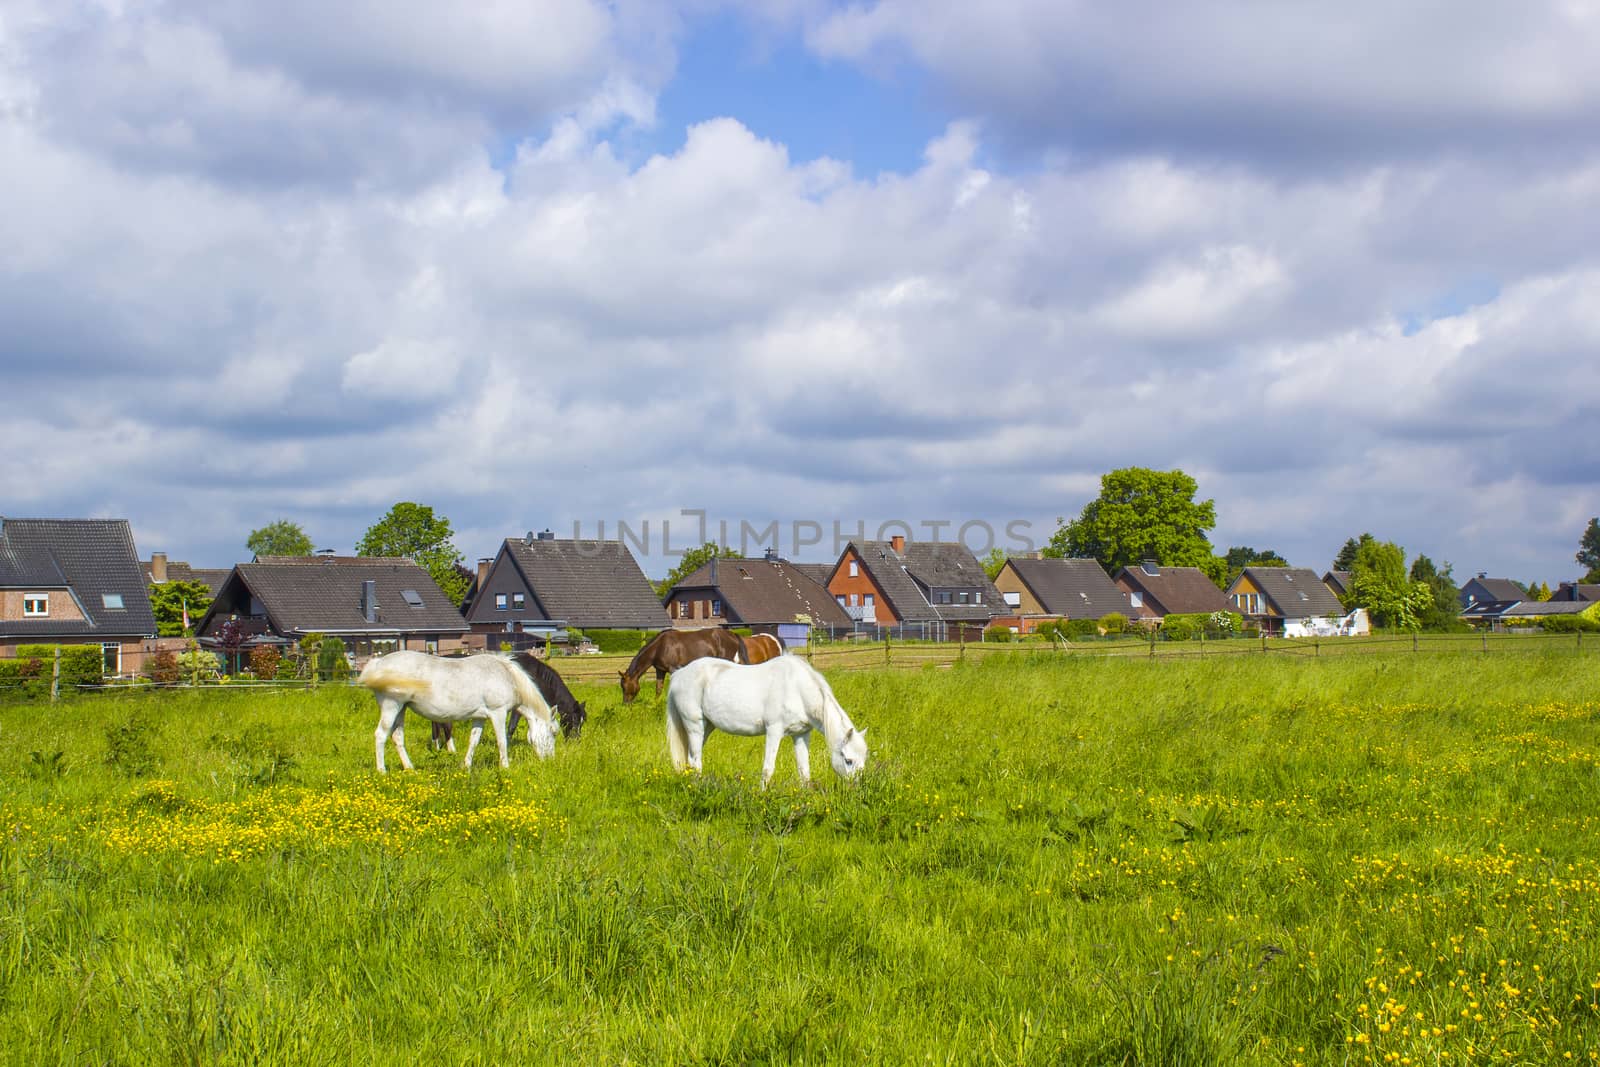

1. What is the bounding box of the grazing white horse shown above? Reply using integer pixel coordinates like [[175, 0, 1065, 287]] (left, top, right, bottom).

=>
[[358, 651, 557, 772], [665, 655, 868, 788]]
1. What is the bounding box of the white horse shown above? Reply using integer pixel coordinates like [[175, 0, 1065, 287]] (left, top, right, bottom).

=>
[[358, 651, 558, 772], [664, 655, 868, 788]]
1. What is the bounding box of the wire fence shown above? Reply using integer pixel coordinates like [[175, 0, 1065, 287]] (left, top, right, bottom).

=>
[[1, 630, 1592, 701]]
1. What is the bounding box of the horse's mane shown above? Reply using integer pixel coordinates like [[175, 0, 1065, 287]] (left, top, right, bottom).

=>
[[624, 629, 670, 676]]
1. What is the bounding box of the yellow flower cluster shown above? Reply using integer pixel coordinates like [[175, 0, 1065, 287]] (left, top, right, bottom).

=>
[[56, 777, 562, 862]]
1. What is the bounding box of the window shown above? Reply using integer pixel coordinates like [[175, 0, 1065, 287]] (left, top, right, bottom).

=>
[[512, 592, 525, 610], [1130, 591, 1143, 609], [400, 589, 425, 608], [939, 592, 951, 604], [102, 593, 125, 610], [495, 593, 508, 611], [425, 638, 438, 653], [711, 599, 721, 616], [23, 593, 48, 617], [101, 642, 120, 675], [974, 592, 982, 605], [1004, 591, 1021, 608], [959, 592, 969, 603], [864, 594, 874, 606], [836, 595, 847, 606], [848, 561, 859, 577], [850, 593, 859, 606]]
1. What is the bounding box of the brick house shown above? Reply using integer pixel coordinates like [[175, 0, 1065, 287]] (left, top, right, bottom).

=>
[[663, 553, 852, 646], [1113, 561, 1230, 622], [1225, 566, 1350, 636], [462, 532, 669, 640], [990, 557, 1131, 632], [0, 516, 158, 675], [825, 536, 1003, 640]]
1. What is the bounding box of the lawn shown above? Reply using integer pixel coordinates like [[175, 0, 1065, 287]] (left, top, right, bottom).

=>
[[2, 650, 1598, 1064]]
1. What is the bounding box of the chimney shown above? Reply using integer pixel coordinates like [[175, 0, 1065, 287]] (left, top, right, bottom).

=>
[[710, 555, 719, 587], [891, 534, 906, 554], [151, 552, 168, 583], [361, 579, 378, 623], [536, 528, 555, 540], [476, 557, 491, 589]]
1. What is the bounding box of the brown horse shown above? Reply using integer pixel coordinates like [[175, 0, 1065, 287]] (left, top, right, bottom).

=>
[[739, 633, 784, 663], [619, 628, 744, 703]]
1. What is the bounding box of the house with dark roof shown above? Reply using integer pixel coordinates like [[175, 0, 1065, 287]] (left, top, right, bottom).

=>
[[144, 552, 231, 597], [990, 557, 1130, 629], [1114, 561, 1229, 622], [1549, 582, 1600, 603], [1322, 570, 1354, 601], [824, 536, 1003, 639], [196, 555, 470, 663], [1225, 567, 1354, 636], [664, 554, 852, 646], [462, 532, 670, 638], [1458, 574, 1526, 612], [1460, 598, 1595, 625], [0, 516, 158, 675]]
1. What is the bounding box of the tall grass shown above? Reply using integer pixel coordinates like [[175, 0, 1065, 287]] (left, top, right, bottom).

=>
[[2, 651, 1599, 1063]]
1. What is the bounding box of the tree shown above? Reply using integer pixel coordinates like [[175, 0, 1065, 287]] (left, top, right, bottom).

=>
[[655, 542, 744, 599], [1349, 538, 1432, 630], [1578, 518, 1600, 575], [1046, 467, 1225, 584], [1535, 581, 1552, 601], [247, 520, 314, 559], [356, 502, 469, 606], [1332, 533, 1376, 573], [1222, 546, 1289, 587], [1408, 555, 1461, 630], [147, 579, 213, 637], [980, 547, 1008, 580]]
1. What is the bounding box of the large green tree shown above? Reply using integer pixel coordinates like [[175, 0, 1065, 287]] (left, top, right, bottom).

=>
[[1047, 467, 1225, 584], [356, 502, 469, 606], [147, 579, 214, 637], [980, 547, 1008, 581], [1349, 539, 1432, 630], [1407, 555, 1462, 631], [1577, 517, 1600, 583], [1332, 533, 1376, 573], [655, 542, 744, 599], [247, 520, 314, 559]]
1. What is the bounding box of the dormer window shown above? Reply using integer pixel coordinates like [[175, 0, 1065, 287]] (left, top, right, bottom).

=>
[[23, 593, 48, 617]]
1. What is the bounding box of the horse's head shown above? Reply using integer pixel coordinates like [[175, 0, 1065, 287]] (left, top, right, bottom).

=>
[[831, 726, 869, 780], [561, 701, 588, 740], [619, 670, 640, 704]]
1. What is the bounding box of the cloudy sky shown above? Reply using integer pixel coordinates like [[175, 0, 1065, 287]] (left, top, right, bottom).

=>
[[3, 0, 1598, 583]]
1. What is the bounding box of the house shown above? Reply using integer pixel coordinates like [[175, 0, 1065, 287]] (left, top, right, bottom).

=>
[[990, 557, 1130, 631], [144, 552, 231, 597], [462, 531, 670, 640], [826, 536, 1003, 639], [1225, 567, 1354, 636], [1460, 598, 1594, 625], [1322, 570, 1354, 601], [1114, 561, 1230, 622], [663, 553, 853, 647], [196, 555, 470, 663], [1549, 582, 1600, 603], [0, 516, 158, 675], [1458, 574, 1526, 612]]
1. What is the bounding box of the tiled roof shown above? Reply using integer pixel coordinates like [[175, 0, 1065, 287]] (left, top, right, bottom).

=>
[[1115, 563, 1229, 616], [1005, 557, 1130, 619], [1237, 567, 1347, 617], [671, 558, 852, 627], [790, 562, 836, 587], [206, 558, 468, 635], [850, 540, 1006, 622], [504, 538, 670, 630], [0, 517, 157, 638], [1464, 577, 1526, 602], [1322, 570, 1353, 597], [144, 558, 232, 596]]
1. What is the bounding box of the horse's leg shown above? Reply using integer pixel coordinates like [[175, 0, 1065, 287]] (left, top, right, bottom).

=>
[[463, 719, 484, 769], [761, 726, 784, 789], [685, 719, 707, 774], [655, 667, 666, 697], [391, 709, 416, 772], [491, 710, 511, 769], [373, 696, 404, 773], [792, 731, 812, 787]]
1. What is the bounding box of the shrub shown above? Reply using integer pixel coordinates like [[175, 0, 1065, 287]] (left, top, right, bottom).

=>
[[177, 648, 222, 684], [584, 629, 655, 654], [144, 650, 180, 686], [1540, 615, 1600, 633], [0, 656, 49, 701], [1162, 615, 1200, 641], [249, 646, 282, 680], [316, 637, 350, 681], [983, 625, 1014, 643], [1065, 619, 1101, 640], [1099, 612, 1128, 635], [16, 644, 102, 691]]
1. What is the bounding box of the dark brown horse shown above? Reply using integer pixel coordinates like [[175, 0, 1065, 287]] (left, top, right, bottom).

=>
[[431, 651, 588, 751], [619, 628, 744, 703], [739, 633, 784, 663]]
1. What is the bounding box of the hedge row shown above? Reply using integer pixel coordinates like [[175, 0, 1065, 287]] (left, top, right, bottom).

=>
[[1161, 611, 1245, 641], [583, 629, 656, 654], [0, 644, 103, 700]]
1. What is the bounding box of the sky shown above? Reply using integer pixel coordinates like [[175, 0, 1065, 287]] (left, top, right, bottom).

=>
[[2, 0, 1598, 584]]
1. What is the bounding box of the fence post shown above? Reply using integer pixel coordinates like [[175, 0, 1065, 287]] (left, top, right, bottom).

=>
[[885, 633, 892, 667], [1482, 630, 1488, 654], [1260, 633, 1267, 654], [1412, 632, 1418, 653], [1149, 628, 1156, 658], [1315, 640, 1320, 658], [51, 646, 61, 703]]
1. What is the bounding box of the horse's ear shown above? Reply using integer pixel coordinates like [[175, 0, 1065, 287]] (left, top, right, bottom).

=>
[[617, 670, 625, 679], [845, 727, 854, 740], [857, 727, 867, 740]]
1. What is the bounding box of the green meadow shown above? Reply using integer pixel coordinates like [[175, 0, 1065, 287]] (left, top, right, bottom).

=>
[[2, 650, 1599, 1065]]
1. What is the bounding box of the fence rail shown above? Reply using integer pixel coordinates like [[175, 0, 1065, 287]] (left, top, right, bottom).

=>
[[1, 630, 1591, 700]]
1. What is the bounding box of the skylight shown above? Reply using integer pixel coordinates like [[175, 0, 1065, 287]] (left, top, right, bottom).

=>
[[102, 593, 124, 609], [400, 589, 424, 607]]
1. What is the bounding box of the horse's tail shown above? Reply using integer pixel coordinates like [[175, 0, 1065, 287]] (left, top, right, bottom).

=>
[[665, 697, 690, 772]]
